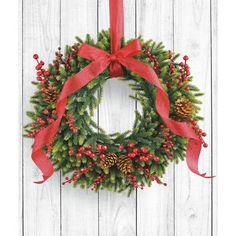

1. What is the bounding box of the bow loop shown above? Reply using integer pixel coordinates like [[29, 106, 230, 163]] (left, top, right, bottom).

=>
[[78, 44, 109, 61]]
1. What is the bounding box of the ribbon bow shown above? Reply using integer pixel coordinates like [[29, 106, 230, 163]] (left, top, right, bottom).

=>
[[32, 0, 212, 183]]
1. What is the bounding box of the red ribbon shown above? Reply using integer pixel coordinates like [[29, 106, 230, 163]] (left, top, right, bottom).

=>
[[32, 0, 212, 183]]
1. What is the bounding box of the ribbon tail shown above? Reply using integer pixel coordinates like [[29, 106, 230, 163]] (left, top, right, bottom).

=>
[[186, 139, 213, 178], [120, 57, 213, 178]]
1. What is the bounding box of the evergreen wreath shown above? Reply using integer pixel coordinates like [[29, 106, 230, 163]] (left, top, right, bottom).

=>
[[25, 30, 207, 195]]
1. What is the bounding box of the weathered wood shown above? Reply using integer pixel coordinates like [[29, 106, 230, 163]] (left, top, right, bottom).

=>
[[136, 1, 175, 235], [211, 0, 217, 235], [174, 0, 212, 235], [60, 1, 99, 236], [22, 1, 61, 236], [98, 1, 136, 236], [21, 0, 216, 235]]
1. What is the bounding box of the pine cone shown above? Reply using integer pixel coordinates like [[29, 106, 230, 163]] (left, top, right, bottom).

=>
[[43, 84, 60, 104], [116, 155, 133, 175], [99, 153, 118, 169], [174, 97, 193, 119]]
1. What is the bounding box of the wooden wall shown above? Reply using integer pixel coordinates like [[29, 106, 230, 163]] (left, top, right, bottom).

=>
[[21, 0, 217, 235]]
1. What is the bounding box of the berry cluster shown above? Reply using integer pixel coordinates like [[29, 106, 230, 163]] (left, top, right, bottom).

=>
[[64, 114, 78, 133], [121, 142, 160, 163], [95, 144, 108, 160], [91, 174, 106, 191], [137, 165, 167, 186], [33, 54, 50, 84], [160, 126, 174, 159], [144, 48, 159, 70], [189, 118, 208, 148], [126, 173, 145, 189], [63, 162, 93, 185], [177, 55, 191, 91], [53, 44, 80, 72]]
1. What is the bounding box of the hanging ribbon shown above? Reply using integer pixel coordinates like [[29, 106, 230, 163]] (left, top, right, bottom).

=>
[[32, 0, 212, 183]]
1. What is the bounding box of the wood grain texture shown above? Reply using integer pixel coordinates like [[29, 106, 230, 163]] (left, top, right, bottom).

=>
[[174, 0, 213, 235], [22, 1, 61, 236], [21, 0, 216, 235], [60, 1, 99, 236], [211, 0, 217, 235], [136, 1, 175, 235], [98, 1, 137, 236]]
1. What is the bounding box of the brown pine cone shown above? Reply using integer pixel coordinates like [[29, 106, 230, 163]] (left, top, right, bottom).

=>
[[174, 97, 193, 119], [43, 84, 60, 104], [116, 155, 133, 175], [99, 153, 118, 169]]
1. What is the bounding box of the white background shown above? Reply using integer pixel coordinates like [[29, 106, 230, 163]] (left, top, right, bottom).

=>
[[0, 0, 235, 235]]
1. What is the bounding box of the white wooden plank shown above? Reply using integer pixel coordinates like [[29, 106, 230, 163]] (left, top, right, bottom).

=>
[[23, 1, 61, 236], [211, 0, 217, 235], [174, 0, 212, 235], [19, 0, 23, 234], [98, 0, 137, 236], [136, 1, 175, 235], [60, 1, 99, 236]]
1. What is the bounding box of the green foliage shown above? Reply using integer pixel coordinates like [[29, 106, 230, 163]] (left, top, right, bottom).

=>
[[24, 30, 205, 194]]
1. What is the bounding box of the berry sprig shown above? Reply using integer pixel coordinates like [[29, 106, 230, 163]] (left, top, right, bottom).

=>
[[91, 174, 106, 191], [64, 114, 78, 133], [144, 48, 159, 70], [62, 162, 94, 185], [124, 142, 160, 163], [95, 144, 108, 160], [160, 125, 174, 159], [75, 144, 97, 159], [136, 165, 167, 186], [33, 54, 50, 84], [189, 118, 208, 148], [126, 173, 144, 189]]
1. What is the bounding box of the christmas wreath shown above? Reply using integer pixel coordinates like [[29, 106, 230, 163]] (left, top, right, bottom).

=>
[[25, 30, 208, 194]]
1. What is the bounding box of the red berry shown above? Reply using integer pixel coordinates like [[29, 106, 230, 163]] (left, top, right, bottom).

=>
[[35, 64, 42, 70], [203, 143, 208, 148], [90, 153, 95, 158], [78, 146, 85, 152], [76, 153, 82, 158], [147, 154, 153, 159], [140, 156, 145, 161], [154, 156, 160, 162], [68, 150, 74, 155], [102, 145, 108, 151], [133, 148, 139, 154], [37, 71, 42, 76], [86, 144, 92, 149], [128, 153, 136, 158], [44, 70, 50, 76], [31, 122, 36, 127], [40, 60, 45, 66], [140, 147, 148, 153], [43, 109, 49, 114], [33, 54, 39, 60], [119, 144, 124, 151], [185, 86, 190, 91], [127, 142, 135, 148], [100, 154, 106, 159], [183, 55, 189, 61], [96, 144, 102, 152], [186, 70, 190, 76], [36, 76, 42, 81], [202, 132, 207, 137], [85, 150, 92, 156]]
